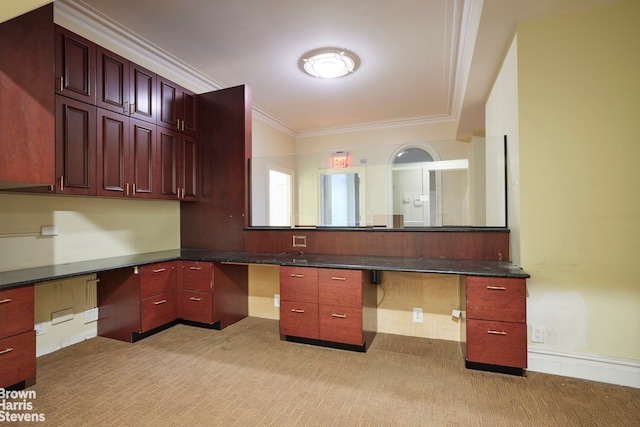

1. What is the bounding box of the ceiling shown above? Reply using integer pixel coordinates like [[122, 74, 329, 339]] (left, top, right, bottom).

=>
[[55, 0, 619, 139]]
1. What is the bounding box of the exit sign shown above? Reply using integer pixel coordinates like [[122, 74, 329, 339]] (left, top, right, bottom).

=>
[[330, 151, 350, 168]]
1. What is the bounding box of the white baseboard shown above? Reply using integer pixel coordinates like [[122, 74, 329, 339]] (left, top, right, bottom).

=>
[[528, 348, 640, 388], [36, 329, 97, 358]]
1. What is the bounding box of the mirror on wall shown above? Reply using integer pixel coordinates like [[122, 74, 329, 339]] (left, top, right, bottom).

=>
[[250, 140, 506, 229]]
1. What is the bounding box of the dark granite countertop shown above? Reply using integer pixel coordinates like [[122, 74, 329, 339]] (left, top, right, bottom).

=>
[[0, 248, 529, 290]]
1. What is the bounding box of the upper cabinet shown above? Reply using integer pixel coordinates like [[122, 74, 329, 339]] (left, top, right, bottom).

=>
[[158, 77, 198, 136], [2, 7, 198, 198], [97, 47, 157, 124], [55, 25, 96, 105], [0, 5, 55, 188]]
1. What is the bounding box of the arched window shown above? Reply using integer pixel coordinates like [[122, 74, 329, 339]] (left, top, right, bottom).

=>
[[392, 146, 440, 227]]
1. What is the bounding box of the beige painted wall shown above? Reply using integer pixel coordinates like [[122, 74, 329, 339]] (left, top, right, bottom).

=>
[[0, 0, 50, 24], [248, 265, 463, 342], [0, 193, 180, 271], [516, 0, 639, 361]]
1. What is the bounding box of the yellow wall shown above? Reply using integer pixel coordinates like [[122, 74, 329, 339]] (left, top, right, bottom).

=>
[[0, 194, 180, 271], [517, 0, 640, 360], [0, 0, 49, 24]]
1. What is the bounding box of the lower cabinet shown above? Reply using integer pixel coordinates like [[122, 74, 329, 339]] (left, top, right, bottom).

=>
[[178, 260, 216, 326], [465, 276, 527, 370], [279, 266, 377, 351], [0, 285, 36, 389], [98, 261, 176, 342]]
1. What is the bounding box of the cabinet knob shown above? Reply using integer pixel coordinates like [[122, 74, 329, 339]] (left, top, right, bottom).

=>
[[189, 266, 202, 270], [0, 298, 12, 304], [291, 308, 305, 313], [331, 313, 347, 318], [153, 299, 167, 305], [486, 286, 507, 291], [290, 274, 304, 278], [189, 297, 202, 301], [331, 276, 347, 281], [152, 268, 166, 273], [487, 330, 507, 335]]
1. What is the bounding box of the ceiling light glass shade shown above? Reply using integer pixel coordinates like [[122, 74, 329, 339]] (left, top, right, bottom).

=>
[[300, 48, 359, 79]]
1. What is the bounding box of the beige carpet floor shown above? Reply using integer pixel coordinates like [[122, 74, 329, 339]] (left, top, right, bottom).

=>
[[12, 317, 640, 426]]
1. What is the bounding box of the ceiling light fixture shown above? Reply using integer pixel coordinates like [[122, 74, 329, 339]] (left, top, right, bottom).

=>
[[300, 48, 359, 79]]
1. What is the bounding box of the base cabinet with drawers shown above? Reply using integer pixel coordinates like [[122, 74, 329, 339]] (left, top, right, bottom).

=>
[[465, 276, 527, 371], [98, 261, 176, 342], [0, 285, 36, 389], [279, 266, 377, 351], [178, 260, 216, 326]]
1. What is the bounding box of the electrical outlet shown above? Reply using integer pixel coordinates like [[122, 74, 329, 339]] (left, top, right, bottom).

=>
[[532, 325, 544, 343], [274, 294, 280, 307], [84, 307, 99, 323], [34, 322, 46, 336], [413, 307, 423, 323]]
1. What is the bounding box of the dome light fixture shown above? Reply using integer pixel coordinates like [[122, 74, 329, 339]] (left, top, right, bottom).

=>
[[300, 48, 359, 79]]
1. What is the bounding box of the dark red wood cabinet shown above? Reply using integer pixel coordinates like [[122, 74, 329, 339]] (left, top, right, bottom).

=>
[[279, 266, 377, 350], [178, 260, 215, 325], [55, 95, 97, 195], [158, 77, 198, 136], [158, 128, 198, 201], [0, 285, 36, 389], [98, 261, 177, 342], [96, 108, 158, 198], [465, 276, 527, 369], [55, 25, 96, 105], [0, 5, 55, 187]]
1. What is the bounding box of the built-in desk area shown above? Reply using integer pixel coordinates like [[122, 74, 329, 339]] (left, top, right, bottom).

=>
[[1, 247, 529, 390]]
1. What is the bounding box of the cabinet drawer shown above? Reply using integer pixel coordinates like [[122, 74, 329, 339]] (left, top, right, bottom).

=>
[[280, 266, 318, 303], [181, 290, 213, 324], [280, 300, 318, 339], [0, 330, 36, 389], [466, 276, 526, 323], [140, 261, 175, 298], [181, 261, 212, 292], [0, 285, 34, 338], [318, 269, 362, 308], [319, 304, 363, 346], [466, 319, 527, 368], [141, 292, 175, 332]]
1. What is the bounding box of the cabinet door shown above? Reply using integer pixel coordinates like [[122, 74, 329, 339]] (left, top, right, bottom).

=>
[[140, 261, 175, 299], [280, 301, 318, 339], [279, 266, 318, 303], [158, 128, 179, 199], [181, 291, 213, 324], [157, 78, 198, 136], [129, 119, 157, 198], [0, 285, 34, 338], [54, 25, 96, 104], [180, 134, 198, 201], [129, 63, 156, 123], [97, 46, 130, 115], [181, 88, 198, 136], [141, 292, 176, 332], [466, 319, 527, 368], [55, 96, 97, 195], [0, 331, 36, 389], [319, 304, 363, 345], [97, 108, 128, 197], [318, 269, 362, 308], [181, 261, 213, 292], [466, 276, 526, 323], [0, 5, 55, 187]]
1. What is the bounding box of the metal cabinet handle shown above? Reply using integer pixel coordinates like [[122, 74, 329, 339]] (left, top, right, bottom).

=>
[[487, 330, 507, 335], [0, 298, 12, 304], [190, 297, 202, 301], [0, 348, 14, 355], [331, 276, 346, 281], [331, 313, 347, 318], [486, 286, 507, 291], [290, 274, 304, 278], [189, 266, 202, 270], [154, 299, 167, 305], [291, 309, 304, 313], [153, 268, 166, 273]]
